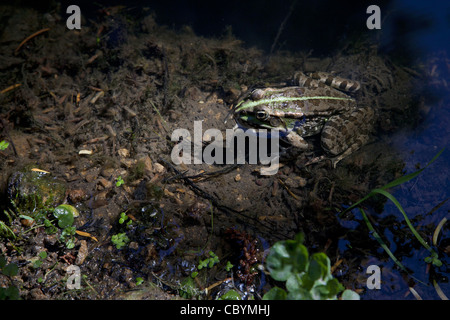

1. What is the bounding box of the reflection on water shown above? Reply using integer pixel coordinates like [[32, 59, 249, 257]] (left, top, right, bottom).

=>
[[355, 0, 450, 299]]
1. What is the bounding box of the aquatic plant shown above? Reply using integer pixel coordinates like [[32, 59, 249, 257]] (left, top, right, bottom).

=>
[[262, 233, 359, 300], [179, 251, 234, 299], [341, 148, 445, 272]]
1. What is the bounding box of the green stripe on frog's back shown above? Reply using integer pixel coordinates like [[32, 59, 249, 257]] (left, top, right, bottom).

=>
[[234, 95, 354, 114]]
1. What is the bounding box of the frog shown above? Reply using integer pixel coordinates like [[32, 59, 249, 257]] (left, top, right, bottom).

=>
[[232, 71, 375, 167]]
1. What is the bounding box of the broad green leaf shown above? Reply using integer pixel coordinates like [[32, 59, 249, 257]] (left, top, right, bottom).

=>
[[266, 240, 308, 281], [286, 273, 302, 292], [271, 242, 290, 258], [53, 205, 75, 228], [341, 289, 360, 300], [265, 252, 292, 281], [5, 285, 20, 300], [325, 278, 344, 298], [287, 287, 312, 300], [2, 263, 19, 277], [218, 289, 241, 300], [263, 287, 287, 300], [19, 215, 34, 221], [308, 253, 330, 281], [0, 255, 6, 268]]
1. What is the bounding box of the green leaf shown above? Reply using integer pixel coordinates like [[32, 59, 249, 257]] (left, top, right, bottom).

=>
[[19, 215, 34, 221], [218, 289, 241, 300], [266, 239, 309, 282], [308, 253, 330, 282], [262, 287, 287, 300], [271, 242, 290, 258], [0, 255, 6, 268], [286, 287, 312, 300], [179, 276, 196, 299], [2, 263, 19, 277], [311, 284, 330, 299], [299, 273, 315, 291], [111, 232, 129, 249], [53, 205, 75, 228], [341, 289, 360, 300], [286, 273, 302, 292], [119, 212, 128, 224], [433, 259, 443, 267], [135, 277, 144, 286], [66, 238, 75, 249], [0, 140, 9, 151], [198, 259, 207, 270], [325, 278, 344, 298], [54, 204, 79, 217], [5, 285, 20, 300], [38, 251, 47, 259], [33, 260, 42, 269]]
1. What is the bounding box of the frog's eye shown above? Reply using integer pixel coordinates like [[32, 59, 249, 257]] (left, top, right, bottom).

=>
[[255, 109, 269, 120]]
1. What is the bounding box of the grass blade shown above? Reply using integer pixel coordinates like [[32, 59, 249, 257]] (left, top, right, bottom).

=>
[[370, 188, 433, 252], [359, 208, 427, 285], [359, 208, 408, 273], [341, 148, 445, 216]]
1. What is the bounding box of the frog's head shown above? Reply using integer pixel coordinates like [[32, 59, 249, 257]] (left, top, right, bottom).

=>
[[230, 89, 285, 131]]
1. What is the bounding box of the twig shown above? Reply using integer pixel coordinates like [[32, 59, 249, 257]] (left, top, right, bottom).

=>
[[0, 84, 21, 94], [15, 28, 50, 54], [267, 1, 297, 62], [150, 101, 169, 132], [163, 164, 240, 183], [161, 46, 170, 111], [159, 157, 218, 204], [205, 277, 233, 295]]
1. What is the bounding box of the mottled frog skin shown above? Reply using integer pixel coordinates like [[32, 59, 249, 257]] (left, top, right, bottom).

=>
[[233, 72, 375, 166]]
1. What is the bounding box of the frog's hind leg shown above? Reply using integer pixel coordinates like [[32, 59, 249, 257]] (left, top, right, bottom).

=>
[[327, 136, 371, 168], [321, 107, 375, 167], [293, 71, 360, 93]]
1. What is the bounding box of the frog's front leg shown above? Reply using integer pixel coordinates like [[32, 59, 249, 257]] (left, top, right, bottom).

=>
[[285, 131, 310, 150]]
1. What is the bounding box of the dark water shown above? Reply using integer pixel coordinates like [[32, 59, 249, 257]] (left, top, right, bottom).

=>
[[364, 0, 450, 300]]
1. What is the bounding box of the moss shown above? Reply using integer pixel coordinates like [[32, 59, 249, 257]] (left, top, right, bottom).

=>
[[126, 160, 146, 182], [7, 165, 66, 219]]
